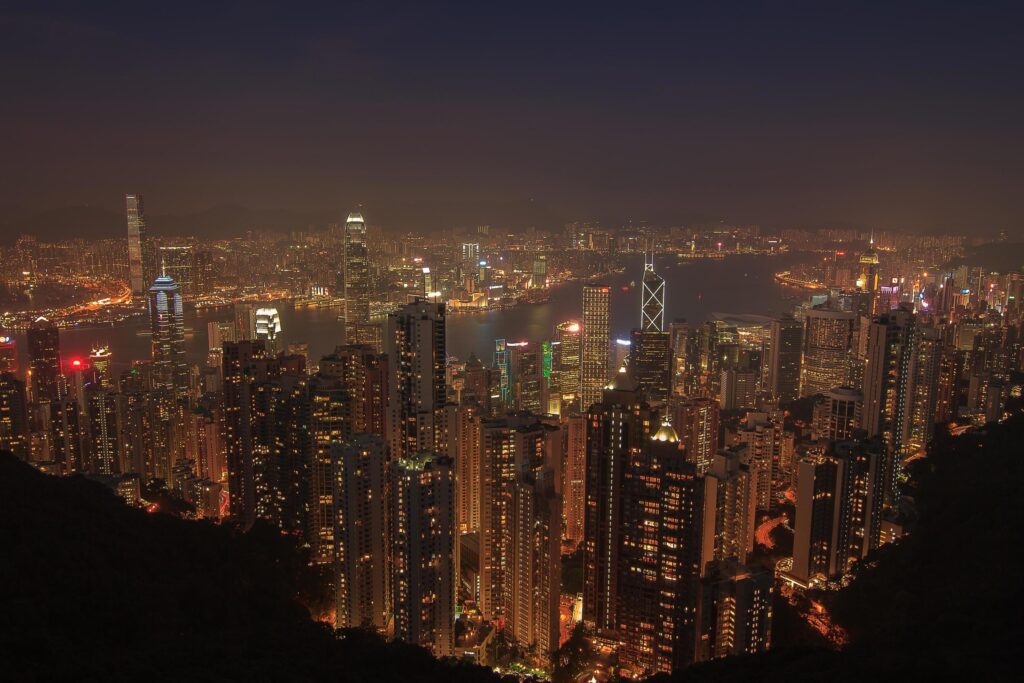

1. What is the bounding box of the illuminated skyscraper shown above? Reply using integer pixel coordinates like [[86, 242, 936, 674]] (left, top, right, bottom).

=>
[[343, 212, 371, 344], [89, 344, 112, 388], [816, 387, 863, 442], [767, 316, 802, 402], [392, 452, 455, 657], [903, 325, 943, 455], [700, 450, 755, 571], [159, 245, 194, 296], [126, 194, 152, 296], [670, 396, 720, 475], [332, 434, 390, 630], [27, 317, 62, 403], [254, 307, 282, 355], [861, 308, 914, 503], [630, 328, 671, 403], [554, 321, 581, 408], [83, 384, 119, 475], [531, 255, 548, 289], [563, 413, 587, 549], [801, 307, 855, 397], [696, 561, 773, 661], [148, 276, 188, 399], [384, 299, 447, 458], [0, 372, 29, 460], [581, 284, 611, 409], [583, 369, 655, 633], [641, 252, 665, 331], [858, 236, 880, 313], [0, 336, 17, 374]]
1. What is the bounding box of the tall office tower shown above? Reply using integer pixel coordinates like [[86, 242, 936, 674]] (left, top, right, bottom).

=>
[[583, 369, 655, 633], [563, 413, 587, 549], [0, 335, 16, 373], [159, 245, 194, 296], [858, 237, 880, 313], [27, 317, 62, 402], [392, 453, 455, 657], [343, 212, 371, 344], [461, 242, 480, 285], [332, 435, 389, 630], [861, 308, 915, 504], [903, 325, 943, 455], [89, 345, 112, 388], [531, 255, 548, 289], [767, 316, 803, 402], [384, 299, 446, 459], [0, 373, 29, 460], [508, 342, 543, 413], [630, 328, 671, 403], [800, 307, 855, 397], [148, 276, 189, 400], [813, 387, 862, 442], [669, 397, 720, 475], [640, 252, 666, 331], [254, 307, 283, 355], [617, 419, 703, 674], [507, 468, 561, 659], [234, 302, 257, 340], [446, 403, 482, 534], [700, 450, 755, 573], [719, 368, 757, 410], [553, 321, 582, 409], [83, 385, 119, 475], [696, 561, 773, 661], [222, 340, 270, 525], [48, 398, 82, 474], [581, 285, 611, 409], [733, 412, 787, 512], [306, 373, 349, 565], [126, 194, 152, 296], [790, 437, 884, 584], [668, 320, 692, 395]]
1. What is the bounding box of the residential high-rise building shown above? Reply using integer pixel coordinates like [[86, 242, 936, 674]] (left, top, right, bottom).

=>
[[332, 435, 390, 631], [27, 317, 62, 403], [767, 316, 802, 402], [696, 561, 774, 661], [307, 372, 350, 565], [83, 384, 119, 475], [581, 285, 611, 409], [48, 398, 82, 475], [640, 253, 666, 331], [700, 450, 755, 572], [392, 452, 455, 657], [814, 387, 862, 442], [222, 340, 270, 525], [508, 468, 561, 660], [446, 404, 482, 535], [0, 372, 29, 460], [148, 276, 188, 400], [719, 368, 757, 410], [801, 307, 855, 397], [670, 397, 720, 475], [563, 413, 587, 549], [861, 307, 915, 504], [343, 212, 371, 344], [384, 299, 446, 459], [126, 193, 152, 296], [903, 325, 943, 455]]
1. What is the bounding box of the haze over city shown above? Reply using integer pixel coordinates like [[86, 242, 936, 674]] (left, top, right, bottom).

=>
[[3, 1, 1023, 236]]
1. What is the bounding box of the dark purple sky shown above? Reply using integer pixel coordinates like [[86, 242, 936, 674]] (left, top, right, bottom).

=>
[[2, 1, 1022, 233]]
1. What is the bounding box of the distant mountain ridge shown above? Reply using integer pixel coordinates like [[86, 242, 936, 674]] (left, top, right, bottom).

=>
[[0, 204, 335, 243]]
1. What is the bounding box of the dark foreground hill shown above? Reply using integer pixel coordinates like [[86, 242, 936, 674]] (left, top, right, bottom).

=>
[[2, 414, 1021, 681]]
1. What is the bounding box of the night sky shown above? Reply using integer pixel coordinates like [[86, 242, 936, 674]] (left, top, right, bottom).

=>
[[2, 1, 1022, 234]]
